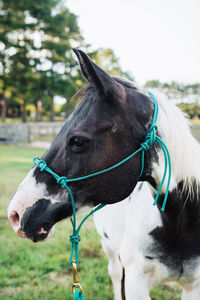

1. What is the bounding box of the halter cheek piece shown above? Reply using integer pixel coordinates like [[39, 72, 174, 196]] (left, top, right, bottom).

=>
[[33, 91, 171, 298]]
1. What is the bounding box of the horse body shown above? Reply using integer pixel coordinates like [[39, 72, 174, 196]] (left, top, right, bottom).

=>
[[94, 182, 200, 300], [7, 49, 200, 299]]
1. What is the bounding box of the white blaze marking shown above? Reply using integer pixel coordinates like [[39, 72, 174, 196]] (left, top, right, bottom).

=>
[[8, 167, 60, 232]]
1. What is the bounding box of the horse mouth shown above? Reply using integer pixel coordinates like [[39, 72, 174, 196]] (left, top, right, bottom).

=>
[[16, 226, 54, 242], [32, 226, 54, 242]]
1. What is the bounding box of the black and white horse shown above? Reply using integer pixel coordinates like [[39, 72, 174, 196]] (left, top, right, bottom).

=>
[[8, 50, 200, 299]]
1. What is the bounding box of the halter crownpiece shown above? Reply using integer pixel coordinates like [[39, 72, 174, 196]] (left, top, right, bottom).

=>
[[33, 91, 171, 299]]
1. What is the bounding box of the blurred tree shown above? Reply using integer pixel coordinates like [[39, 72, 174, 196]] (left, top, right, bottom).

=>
[[0, 0, 134, 123], [178, 103, 200, 119], [145, 80, 200, 101], [145, 80, 200, 119], [0, 0, 83, 122], [0, 79, 9, 122], [33, 5, 84, 121], [144, 80, 162, 89]]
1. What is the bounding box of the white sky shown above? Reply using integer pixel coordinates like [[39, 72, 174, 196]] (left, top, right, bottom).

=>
[[67, 0, 200, 85]]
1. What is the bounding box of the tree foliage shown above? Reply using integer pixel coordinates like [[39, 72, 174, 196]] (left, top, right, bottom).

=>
[[145, 80, 200, 100], [0, 0, 84, 122], [145, 80, 200, 119], [0, 1, 131, 122]]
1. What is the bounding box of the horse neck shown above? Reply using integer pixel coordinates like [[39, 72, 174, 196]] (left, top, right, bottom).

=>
[[149, 90, 200, 201]]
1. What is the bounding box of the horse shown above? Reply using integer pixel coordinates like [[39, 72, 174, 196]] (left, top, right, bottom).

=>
[[8, 49, 200, 299]]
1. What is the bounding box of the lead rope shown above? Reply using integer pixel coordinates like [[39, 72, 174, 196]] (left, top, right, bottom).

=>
[[33, 91, 171, 299]]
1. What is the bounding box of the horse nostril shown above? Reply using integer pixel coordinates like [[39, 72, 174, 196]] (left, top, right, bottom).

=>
[[9, 210, 20, 227]]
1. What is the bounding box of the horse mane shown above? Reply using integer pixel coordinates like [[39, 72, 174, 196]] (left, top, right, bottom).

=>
[[70, 85, 91, 106], [114, 76, 141, 91], [117, 77, 200, 197], [149, 89, 200, 197]]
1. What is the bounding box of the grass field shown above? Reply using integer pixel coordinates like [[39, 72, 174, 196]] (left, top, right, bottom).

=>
[[0, 145, 182, 299]]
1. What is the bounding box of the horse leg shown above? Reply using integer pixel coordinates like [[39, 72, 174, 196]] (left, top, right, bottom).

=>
[[101, 241, 124, 300], [124, 263, 151, 300], [181, 282, 200, 300]]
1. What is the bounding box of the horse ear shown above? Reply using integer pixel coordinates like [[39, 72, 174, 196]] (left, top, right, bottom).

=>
[[73, 49, 123, 98]]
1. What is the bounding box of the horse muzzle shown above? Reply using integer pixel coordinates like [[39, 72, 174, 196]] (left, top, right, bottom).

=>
[[8, 206, 55, 242], [8, 195, 72, 242]]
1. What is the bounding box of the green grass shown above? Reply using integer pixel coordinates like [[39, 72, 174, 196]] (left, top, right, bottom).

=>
[[0, 145, 181, 299]]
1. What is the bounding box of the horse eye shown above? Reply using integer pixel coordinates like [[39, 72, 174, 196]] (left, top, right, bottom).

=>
[[68, 136, 90, 150]]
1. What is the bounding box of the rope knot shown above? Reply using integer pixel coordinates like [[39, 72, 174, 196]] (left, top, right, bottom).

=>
[[150, 124, 158, 132], [149, 124, 158, 145], [37, 160, 47, 171], [140, 142, 150, 151], [57, 176, 68, 188], [70, 234, 81, 244]]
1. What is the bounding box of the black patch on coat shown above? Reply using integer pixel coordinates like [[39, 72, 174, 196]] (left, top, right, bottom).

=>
[[104, 232, 109, 239], [149, 180, 200, 275], [20, 198, 72, 242], [121, 267, 126, 300], [138, 182, 144, 191], [145, 256, 154, 260]]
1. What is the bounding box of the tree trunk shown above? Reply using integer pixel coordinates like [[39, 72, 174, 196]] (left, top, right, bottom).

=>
[[21, 100, 27, 123], [36, 100, 42, 122], [0, 97, 7, 123], [50, 96, 55, 122]]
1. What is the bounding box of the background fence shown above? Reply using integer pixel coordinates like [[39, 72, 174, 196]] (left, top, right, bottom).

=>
[[0, 122, 64, 146]]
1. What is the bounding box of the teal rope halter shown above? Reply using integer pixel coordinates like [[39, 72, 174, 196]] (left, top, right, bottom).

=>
[[33, 91, 171, 298], [33, 156, 105, 265]]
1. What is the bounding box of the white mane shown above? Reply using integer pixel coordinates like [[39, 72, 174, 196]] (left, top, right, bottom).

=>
[[149, 88, 200, 194], [115, 77, 200, 195]]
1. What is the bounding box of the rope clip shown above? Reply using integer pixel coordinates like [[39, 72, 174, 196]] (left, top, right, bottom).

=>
[[72, 260, 83, 294]]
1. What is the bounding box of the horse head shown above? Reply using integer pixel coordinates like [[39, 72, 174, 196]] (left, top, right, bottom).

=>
[[8, 49, 154, 242]]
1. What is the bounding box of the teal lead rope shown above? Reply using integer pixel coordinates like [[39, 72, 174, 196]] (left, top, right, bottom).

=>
[[33, 91, 171, 299], [74, 291, 84, 300]]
